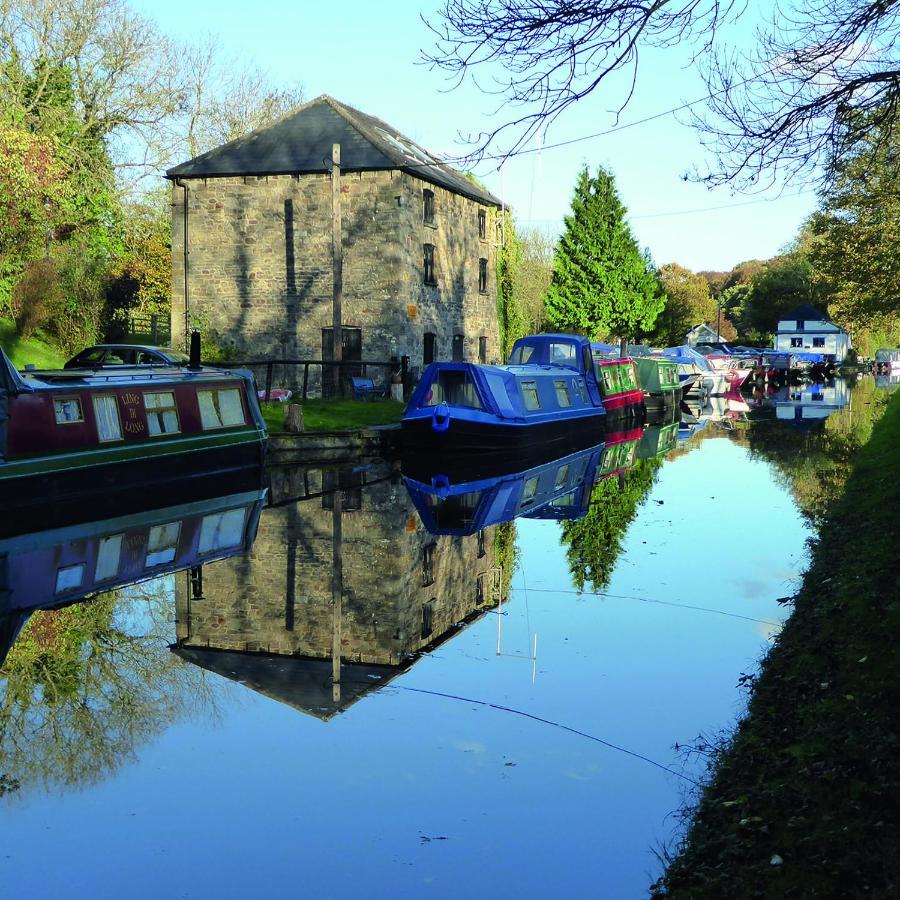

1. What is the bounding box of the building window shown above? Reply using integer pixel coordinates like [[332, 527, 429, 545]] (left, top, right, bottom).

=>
[[478, 209, 486, 239], [479, 336, 487, 364], [452, 334, 464, 362], [198, 389, 245, 430], [796, 320, 805, 331], [92, 396, 122, 441], [476, 573, 485, 604], [790, 337, 803, 348], [422, 599, 435, 639], [144, 392, 180, 435], [422, 543, 436, 587], [477, 529, 486, 558], [521, 380, 541, 410], [423, 243, 436, 285], [54, 397, 84, 425], [424, 332, 436, 365], [479, 257, 488, 293], [423, 189, 435, 225], [813, 337, 825, 347]]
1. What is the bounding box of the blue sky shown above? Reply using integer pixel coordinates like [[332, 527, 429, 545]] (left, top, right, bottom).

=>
[[135, 0, 817, 272]]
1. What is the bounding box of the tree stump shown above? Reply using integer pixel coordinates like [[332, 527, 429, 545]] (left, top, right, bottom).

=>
[[285, 403, 304, 433]]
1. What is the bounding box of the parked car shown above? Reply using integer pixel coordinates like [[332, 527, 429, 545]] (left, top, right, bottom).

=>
[[64, 344, 190, 369]]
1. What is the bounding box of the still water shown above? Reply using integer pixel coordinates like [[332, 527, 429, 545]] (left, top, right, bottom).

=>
[[0, 378, 886, 898]]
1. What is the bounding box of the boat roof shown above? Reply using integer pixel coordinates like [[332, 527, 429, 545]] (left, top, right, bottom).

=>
[[18, 364, 248, 390]]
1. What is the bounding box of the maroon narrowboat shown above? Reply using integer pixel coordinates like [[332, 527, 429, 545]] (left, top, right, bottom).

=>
[[1, 347, 267, 505]]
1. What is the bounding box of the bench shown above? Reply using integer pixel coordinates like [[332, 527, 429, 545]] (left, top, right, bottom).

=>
[[350, 376, 387, 401]]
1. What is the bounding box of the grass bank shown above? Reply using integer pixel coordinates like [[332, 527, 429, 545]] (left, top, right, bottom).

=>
[[654, 388, 900, 898], [261, 398, 404, 433], [0, 317, 66, 369]]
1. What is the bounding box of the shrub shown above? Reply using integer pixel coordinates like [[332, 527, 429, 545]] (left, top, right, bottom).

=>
[[10, 258, 63, 338]]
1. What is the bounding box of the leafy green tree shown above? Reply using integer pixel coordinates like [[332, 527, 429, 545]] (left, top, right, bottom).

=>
[[744, 253, 822, 337], [649, 262, 716, 346], [546, 166, 664, 342]]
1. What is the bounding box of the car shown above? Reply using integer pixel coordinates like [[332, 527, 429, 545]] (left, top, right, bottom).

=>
[[64, 344, 190, 369]]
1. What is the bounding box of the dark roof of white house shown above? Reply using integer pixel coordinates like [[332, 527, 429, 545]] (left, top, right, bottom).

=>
[[780, 304, 832, 322], [166, 94, 502, 207]]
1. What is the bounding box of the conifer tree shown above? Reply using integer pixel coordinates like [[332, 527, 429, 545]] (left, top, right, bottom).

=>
[[545, 166, 664, 341]]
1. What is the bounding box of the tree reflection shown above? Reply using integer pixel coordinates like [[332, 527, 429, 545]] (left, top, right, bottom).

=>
[[746, 378, 893, 527], [561, 459, 663, 592], [0, 581, 214, 797]]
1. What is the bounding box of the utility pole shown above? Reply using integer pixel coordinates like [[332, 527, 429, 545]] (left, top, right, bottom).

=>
[[717, 296, 722, 343], [331, 490, 343, 704], [331, 143, 343, 397]]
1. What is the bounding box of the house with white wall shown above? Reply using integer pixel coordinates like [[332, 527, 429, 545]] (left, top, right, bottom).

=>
[[773, 304, 851, 361]]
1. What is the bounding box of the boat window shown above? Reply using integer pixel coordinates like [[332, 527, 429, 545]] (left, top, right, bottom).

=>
[[520, 476, 539, 505], [422, 370, 483, 409], [509, 343, 536, 365], [546, 342, 576, 367], [199, 508, 248, 554], [425, 491, 483, 529], [55, 563, 85, 594], [93, 395, 122, 442], [521, 380, 541, 410], [554, 380, 572, 407], [146, 522, 181, 567], [554, 464, 570, 489], [550, 493, 577, 508], [198, 388, 245, 430], [54, 397, 84, 424], [94, 534, 123, 582], [572, 379, 586, 402], [144, 392, 180, 435]]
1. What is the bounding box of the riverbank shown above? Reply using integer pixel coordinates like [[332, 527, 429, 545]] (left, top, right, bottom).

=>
[[260, 398, 404, 433], [654, 388, 900, 898], [0, 317, 65, 369]]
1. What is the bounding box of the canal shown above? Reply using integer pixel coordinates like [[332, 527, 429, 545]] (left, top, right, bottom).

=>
[[0, 376, 893, 898]]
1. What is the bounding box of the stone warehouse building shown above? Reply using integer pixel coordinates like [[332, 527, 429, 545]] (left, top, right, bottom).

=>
[[166, 95, 503, 385]]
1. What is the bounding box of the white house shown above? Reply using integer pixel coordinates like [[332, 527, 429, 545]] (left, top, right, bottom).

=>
[[774, 304, 851, 361], [685, 323, 723, 346]]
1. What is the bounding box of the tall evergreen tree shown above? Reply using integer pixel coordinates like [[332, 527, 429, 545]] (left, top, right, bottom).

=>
[[545, 166, 664, 341]]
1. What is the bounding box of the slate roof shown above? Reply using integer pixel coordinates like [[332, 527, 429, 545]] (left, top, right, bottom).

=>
[[780, 304, 834, 324], [171, 645, 405, 720], [166, 94, 501, 207]]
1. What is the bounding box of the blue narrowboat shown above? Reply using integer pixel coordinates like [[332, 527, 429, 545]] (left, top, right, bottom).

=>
[[402, 334, 609, 453]]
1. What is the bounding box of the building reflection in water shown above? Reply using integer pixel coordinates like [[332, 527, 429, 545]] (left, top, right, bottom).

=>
[[172, 462, 507, 719], [773, 378, 852, 424]]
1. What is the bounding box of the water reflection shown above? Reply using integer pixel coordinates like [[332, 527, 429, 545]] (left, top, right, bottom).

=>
[[0, 375, 895, 896], [173, 463, 510, 718]]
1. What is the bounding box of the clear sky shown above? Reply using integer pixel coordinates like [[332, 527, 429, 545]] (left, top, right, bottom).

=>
[[134, 0, 818, 272]]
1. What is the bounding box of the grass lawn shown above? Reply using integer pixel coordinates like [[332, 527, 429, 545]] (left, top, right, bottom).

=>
[[0, 316, 66, 369], [261, 398, 405, 432]]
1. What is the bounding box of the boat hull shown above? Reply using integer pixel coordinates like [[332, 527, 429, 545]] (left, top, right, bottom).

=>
[[0, 432, 266, 513], [401, 410, 607, 455]]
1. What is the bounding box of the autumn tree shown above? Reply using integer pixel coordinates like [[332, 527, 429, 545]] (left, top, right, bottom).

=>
[[807, 116, 900, 353], [648, 262, 716, 346], [545, 166, 664, 342]]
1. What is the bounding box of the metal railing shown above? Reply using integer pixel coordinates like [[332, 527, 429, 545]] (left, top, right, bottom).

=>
[[213, 357, 406, 402]]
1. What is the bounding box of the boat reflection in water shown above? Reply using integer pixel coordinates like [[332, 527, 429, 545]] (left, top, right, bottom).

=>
[[402, 424, 644, 537], [172, 462, 510, 719], [0, 471, 267, 665]]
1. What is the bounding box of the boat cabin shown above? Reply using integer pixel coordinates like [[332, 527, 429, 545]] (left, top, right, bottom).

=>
[[0, 349, 266, 498]]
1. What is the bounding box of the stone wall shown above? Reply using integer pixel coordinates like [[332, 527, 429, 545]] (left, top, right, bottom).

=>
[[171, 170, 500, 392], [174, 469, 502, 667]]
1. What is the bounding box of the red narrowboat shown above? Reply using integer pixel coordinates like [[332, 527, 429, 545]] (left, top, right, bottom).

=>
[[1, 348, 267, 505]]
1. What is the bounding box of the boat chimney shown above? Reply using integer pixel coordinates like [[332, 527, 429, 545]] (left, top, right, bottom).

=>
[[189, 330, 201, 370]]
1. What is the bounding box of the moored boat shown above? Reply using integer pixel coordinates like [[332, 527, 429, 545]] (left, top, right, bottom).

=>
[[660, 345, 728, 396], [402, 334, 610, 453], [0, 346, 267, 504]]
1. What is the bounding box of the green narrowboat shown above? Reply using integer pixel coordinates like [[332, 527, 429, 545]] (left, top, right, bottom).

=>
[[632, 357, 682, 412]]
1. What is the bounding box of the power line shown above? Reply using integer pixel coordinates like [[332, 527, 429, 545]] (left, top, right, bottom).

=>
[[630, 190, 816, 220]]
